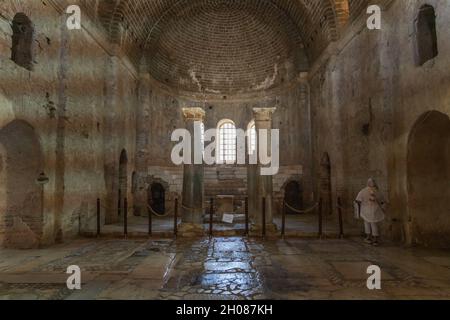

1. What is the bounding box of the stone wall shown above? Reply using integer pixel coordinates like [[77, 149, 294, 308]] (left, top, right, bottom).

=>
[[136, 75, 313, 214], [2, 0, 448, 248], [309, 0, 450, 246], [142, 164, 304, 217], [0, 0, 137, 247]]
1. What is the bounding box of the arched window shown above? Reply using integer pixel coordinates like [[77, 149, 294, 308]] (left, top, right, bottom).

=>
[[11, 13, 34, 70], [247, 120, 256, 155], [200, 122, 205, 155], [415, 5, 438, 66], [218, 120, 236, 164]]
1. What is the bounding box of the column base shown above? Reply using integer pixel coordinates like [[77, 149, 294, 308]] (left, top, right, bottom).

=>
[[249, 223, 279, 237], [177, 223, 205, 237]]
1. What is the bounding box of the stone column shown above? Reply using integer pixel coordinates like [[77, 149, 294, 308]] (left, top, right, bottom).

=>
[[179, 107, 205, 236], [134, 67, 151, 217], [252, 107, 277, 234], [246, 135, 258, 221]]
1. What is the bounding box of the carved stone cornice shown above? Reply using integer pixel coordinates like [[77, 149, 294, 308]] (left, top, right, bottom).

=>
[[182, 107, 206, 122], [253, 107, 276, 122]]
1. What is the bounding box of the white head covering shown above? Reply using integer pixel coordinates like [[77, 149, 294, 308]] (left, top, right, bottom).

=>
[[367, 178, 379, 190]]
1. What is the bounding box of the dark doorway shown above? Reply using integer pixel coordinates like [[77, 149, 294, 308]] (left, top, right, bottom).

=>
[[149, 183, 165, 215], [284, 181, 303, 214], [415, 5, 438, 66], [0, 120, 43, 248], [408, 111, 450, 247], [11, 13, 34, 70]]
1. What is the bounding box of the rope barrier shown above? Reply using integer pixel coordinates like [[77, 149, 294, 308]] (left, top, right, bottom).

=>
[[101, 202, 175, 217], [284, 201, 319, 214], [147, 204, 168, 217]]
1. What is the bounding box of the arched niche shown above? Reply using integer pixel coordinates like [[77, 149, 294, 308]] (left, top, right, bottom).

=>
[[146, 177, 170, 216], [149, 183, 166, 215], [281, 176, 303, 214], [407, 111, 450, 247], [0, 120, 44, 248], [11, 13, 34, 71]]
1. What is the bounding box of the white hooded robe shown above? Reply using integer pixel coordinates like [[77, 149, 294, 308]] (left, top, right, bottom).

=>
[[356, 187, 385, 223]]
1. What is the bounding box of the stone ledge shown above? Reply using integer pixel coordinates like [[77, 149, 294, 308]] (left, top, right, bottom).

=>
[[249, 223, 279, 237], [177, 223, 206, 237]]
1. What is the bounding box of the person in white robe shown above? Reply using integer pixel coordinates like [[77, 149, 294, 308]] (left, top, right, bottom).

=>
[[355, 178, 386, 246]]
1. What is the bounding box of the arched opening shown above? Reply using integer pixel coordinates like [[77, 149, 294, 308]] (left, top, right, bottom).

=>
[[247, 120, 256, 155], [11, 13, 34, 71], [217, 119, 237, 164], [284, 181, 303, 214], [407, 111, 450, 247], [415, 5, 438, 66], [149, 183, 166, 216], [0, 120, 43, 248], [118, 149, 128, 217]]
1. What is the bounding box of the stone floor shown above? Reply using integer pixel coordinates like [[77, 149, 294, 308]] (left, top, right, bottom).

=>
[[1, 236, 450, 300]]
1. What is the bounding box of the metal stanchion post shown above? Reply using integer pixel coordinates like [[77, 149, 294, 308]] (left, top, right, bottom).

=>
[[318, 198, 323, 238], [282, 200, 286, 239], [338, 197, 344, 239], [124, 197, 128, 237], [174, 198, 178, 238], [262, 197, 266, 239], [245, 197, 249, 237], [118, 190, 121, 217], [97, 198, 101, 237], [209, 198, 214, 237], [148, 205, 152, 237]]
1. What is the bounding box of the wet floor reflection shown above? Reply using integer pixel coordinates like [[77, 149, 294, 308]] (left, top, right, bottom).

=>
[[160, 237, 264, 299], [2, 236, 450, 300]]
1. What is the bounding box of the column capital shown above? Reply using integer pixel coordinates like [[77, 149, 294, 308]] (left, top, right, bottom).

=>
[[253, 107, 276, 121], [182, 107, 205, 122]]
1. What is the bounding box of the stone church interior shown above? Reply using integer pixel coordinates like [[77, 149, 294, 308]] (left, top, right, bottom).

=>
[[0, 0, 449, 300]]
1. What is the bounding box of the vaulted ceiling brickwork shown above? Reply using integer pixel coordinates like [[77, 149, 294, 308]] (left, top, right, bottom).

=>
[[81, 0, 371, 94]]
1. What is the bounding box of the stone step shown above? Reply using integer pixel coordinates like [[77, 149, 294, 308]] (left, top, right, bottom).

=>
[[205, 188, 247, 194], [204, 180, 246, 185], [205, 184, 246, 188], [205, 191, 247, 196], [203, 213, 246, 223], [205, 182, 246, 187]]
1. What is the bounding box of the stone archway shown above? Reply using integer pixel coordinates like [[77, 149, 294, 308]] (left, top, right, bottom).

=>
[[149, 183, 166, 215], [0, 120, 44, 248], [407, 111, 450, 247], [283, 179, 303, 214], [276, 174, 304, 214], [146, 177, 170, 216]]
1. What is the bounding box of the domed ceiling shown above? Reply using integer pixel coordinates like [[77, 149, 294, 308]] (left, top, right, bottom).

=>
[[86, 0, 365, 95], [145, 0, 308, 94]]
